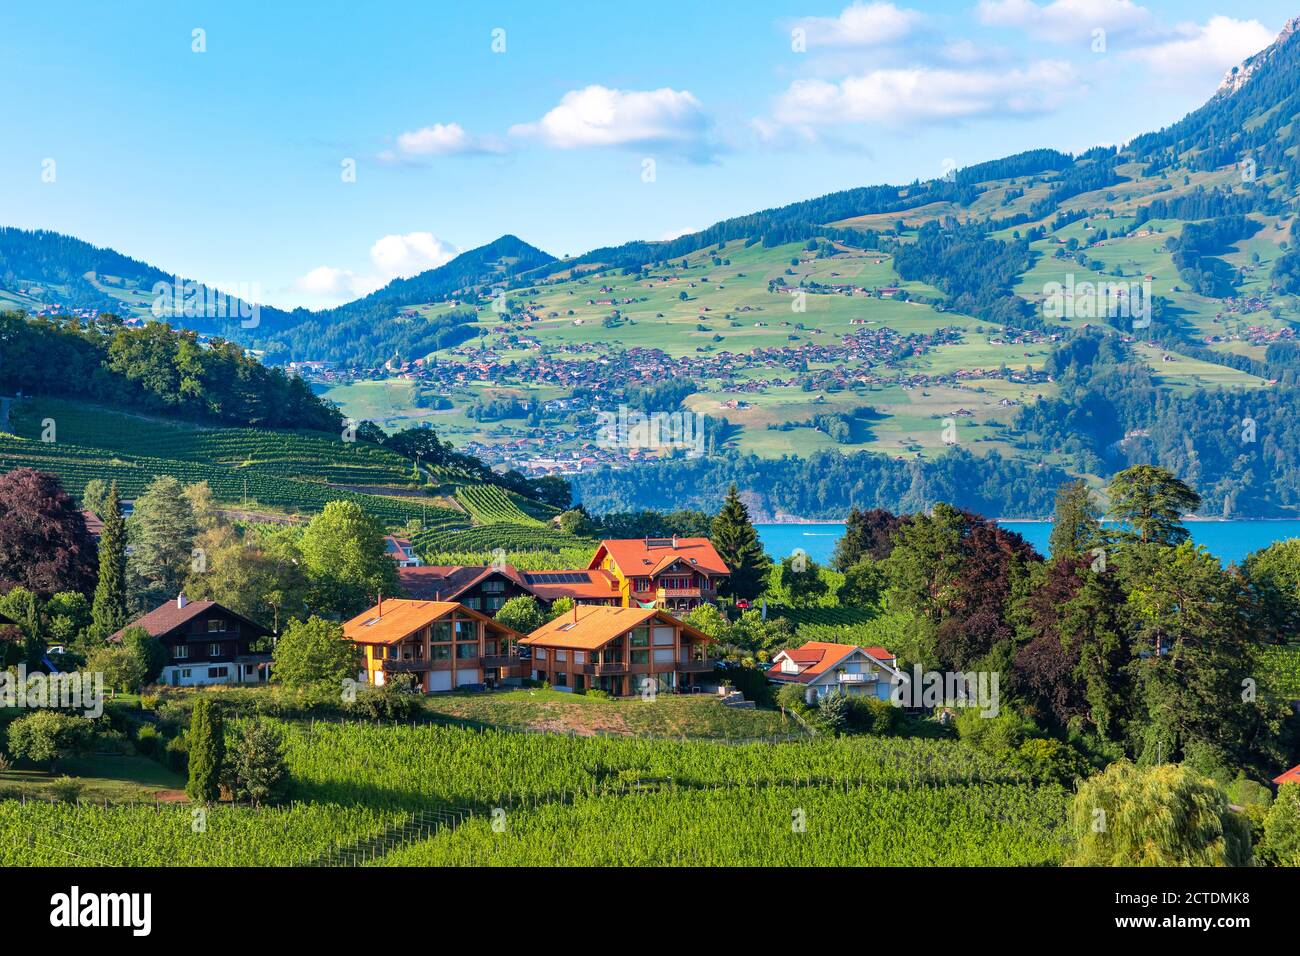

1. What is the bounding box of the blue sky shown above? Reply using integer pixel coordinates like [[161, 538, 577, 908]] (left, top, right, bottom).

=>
[[0, 0, 1295, 309]]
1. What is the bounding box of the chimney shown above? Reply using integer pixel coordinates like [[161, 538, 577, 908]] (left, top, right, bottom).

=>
[[572, 601, 578, 624], [378, 591, 384, 616], [177, 593, 187, 610], [672, 534, 678, 548]]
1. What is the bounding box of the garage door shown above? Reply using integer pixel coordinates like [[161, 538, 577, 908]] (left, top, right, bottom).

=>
[[429, 670, 452, 692], [455, 668, 479, 687]]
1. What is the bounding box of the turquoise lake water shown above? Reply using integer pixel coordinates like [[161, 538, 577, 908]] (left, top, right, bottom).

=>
[[755, 520, 1300, 567]]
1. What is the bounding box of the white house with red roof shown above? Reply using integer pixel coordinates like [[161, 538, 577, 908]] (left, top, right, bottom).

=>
[[766, 641, 902, 705]]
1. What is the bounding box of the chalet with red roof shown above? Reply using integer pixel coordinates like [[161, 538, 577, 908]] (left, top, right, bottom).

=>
[[588, 536, 729, 611], [111, 594, 273, 688], [766, 641, 902, 705]]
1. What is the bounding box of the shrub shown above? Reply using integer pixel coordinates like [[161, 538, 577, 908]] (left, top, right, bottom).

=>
[[776, 682, 810, 715], [816, 691, 850, 734], [164, 734, 189, 773], [135, 724, 162, 758], [347, 678, 420, 722], [845, 696, 899, 735], [48, 776, 83, 804], [224, 721, 289, 807], [7, 711, 94, 772]]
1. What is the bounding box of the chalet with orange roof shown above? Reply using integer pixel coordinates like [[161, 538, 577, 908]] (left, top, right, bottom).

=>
[[1274, 763, 1300, 788], [587, 536, 729, 611], [520, 605, 716, 696], [343, 598, 524, 692], [766, 641, 902, 705]]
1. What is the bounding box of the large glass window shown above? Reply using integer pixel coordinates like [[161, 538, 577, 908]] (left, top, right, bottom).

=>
[[431, 622, 452, 643], [630, 627, 650, 648], [555, 649, 568, 662], [456, 643, 478, 660], [631, 649, 649, 665], [454, 620, 477, 641], [430, 645, 451, 661]]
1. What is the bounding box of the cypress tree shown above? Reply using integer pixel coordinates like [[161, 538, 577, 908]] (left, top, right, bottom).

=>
[[90, 482, 127, 640], [186, 698, 224, 804], [710, 484, 771, 602], [1048, 479, 1102, 559]]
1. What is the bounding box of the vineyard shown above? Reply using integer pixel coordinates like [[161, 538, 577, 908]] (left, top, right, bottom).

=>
[[0, 800, 404, 866], [0, 434, 466, 527], [376, 782, 1068, 866], [454, 484, 545, 526], [0, 718, 1071, 866], [8, 398, 421, 487], [411, 522, 595, 557]]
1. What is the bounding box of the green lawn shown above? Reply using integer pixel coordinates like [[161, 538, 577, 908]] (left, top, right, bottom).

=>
[[419, 688, 803, 740], [0, 754, 185, 803]]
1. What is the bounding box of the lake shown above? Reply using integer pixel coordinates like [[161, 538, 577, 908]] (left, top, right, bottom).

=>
[[755, 519, 1300, 567]]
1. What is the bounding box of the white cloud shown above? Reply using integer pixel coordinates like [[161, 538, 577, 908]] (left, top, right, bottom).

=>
[[769, 60, 1078, 130], [385, 122, 504, 161], [792, 2, 925, 47], [369, 232, 458, 279], [294, 266, 375, 300], [659, 227, 699, 241], [976, 0, 1152, 42], [293, 232, 460, 305], [1125, 16, 1274, 84], [510, 85, 710, 153]]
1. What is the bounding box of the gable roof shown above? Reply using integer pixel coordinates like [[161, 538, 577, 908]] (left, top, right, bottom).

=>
[[766, 642, 898, 684], [399, 564, 619, 602], [588, 537, 729, 578], [520, 605, 712, 651], [342, 598, 522, 645], [110, 598, 271, 643], [1274, 763, 1300, 787]]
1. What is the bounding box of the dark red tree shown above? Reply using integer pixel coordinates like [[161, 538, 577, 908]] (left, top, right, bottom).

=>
[[0, 468, 98, 598], [933, 510, 1040, 669]]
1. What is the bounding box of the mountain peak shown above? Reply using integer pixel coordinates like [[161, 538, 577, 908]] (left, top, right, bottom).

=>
[[1218, 16, 1300, 95]]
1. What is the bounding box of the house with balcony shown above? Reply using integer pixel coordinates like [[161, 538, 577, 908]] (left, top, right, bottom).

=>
[[519, 605, 715, 696], [110, 594, 273, 687], [587, 537, 729, 611], [399, 564, 621, 612], [766, 641, 901, 704], [342, 598, 525, 692]]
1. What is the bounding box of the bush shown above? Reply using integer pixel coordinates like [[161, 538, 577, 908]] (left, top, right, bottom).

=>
[[6, 711, 94, 772], [224, 721, 289, 807], [135, 724, 163, 759], [347, 678, 420, 722], [1014, 738, 1090, 786], [49, 776, 83, 804], [845, 695, 899, 735], [816, 691, 850, 734], [776, 682, 810, 715], [164, 734, 189, 773]]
